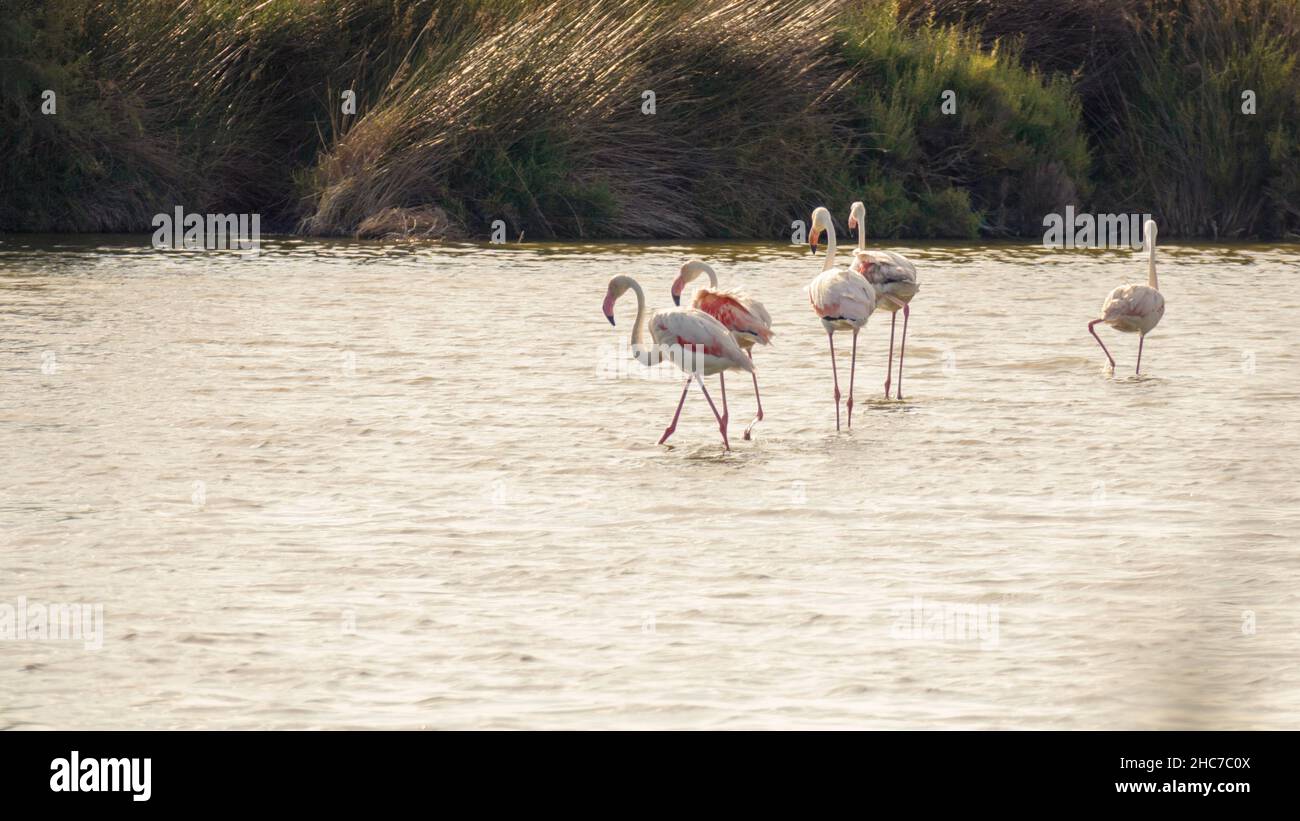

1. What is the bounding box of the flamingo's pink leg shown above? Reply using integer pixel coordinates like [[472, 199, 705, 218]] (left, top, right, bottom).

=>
[[896, 302, 909, 400], [1136, 333, 1145, 375], [1088, 319, 1115, 371], [658, 376, 692, 445], [743, 351, 762, 441], [884, 310, 896, 397], [695, 376, 730, 450], [718, 372, 730, 434], [827, 330, 841, 431], [847, 327, 859, 428]]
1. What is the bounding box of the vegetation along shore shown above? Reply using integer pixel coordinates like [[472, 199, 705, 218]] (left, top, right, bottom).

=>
[[2, 0, 1297, 240]]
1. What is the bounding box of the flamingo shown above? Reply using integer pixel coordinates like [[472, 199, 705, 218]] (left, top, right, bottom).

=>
[[602, 275, 754, 450], [1088, 219, 1165, 375], [848, 201, 919, 399], [806, 206, 876, 431], [671, 260, 773, 440]]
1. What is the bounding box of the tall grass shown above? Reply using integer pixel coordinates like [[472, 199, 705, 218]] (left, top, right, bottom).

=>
[[903, 0, 1300, 238], [301, 0, 854, 239], [2, 0, 1295, 238], [1111, 0, 1300, 237], [1, 0, 475, 231]]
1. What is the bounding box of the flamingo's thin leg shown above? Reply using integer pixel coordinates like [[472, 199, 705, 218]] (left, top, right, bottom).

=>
[[827, 330, 841, 431], [658, 376, 692, 445], [1088, 319, 1115, 371], [847, 327, 859, 428], [884, 310, 896, 397], [695, 375, 730, 451], [896, 302, 910, 400], [743, 351, 763, 441], [719, 372, 730, 433], [1136, 333, 1145, 375]]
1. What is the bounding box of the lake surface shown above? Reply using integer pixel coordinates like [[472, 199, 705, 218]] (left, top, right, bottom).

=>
[[2, 234, 1298, 729]]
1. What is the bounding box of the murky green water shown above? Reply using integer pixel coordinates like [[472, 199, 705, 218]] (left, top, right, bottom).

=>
[[2, 234, 1298, 728]]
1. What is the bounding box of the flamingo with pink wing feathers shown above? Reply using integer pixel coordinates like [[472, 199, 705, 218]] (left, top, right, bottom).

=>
[[671, 260, 773, 440], [603, 275, 754, 450]]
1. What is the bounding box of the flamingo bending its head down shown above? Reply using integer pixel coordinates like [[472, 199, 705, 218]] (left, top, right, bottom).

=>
[[848, 201, 919, 399], [1088, 219, 1166, 375], [671, 260, 773, 439], [806, 206, 876, 431], [603, 275, 753, 450]]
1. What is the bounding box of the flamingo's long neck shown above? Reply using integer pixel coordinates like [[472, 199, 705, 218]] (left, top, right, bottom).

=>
[[703, 265, 719, 288], [627, 279, 657, 367], [1147, 242, 1158, 291], [856, 215, 865, 253], [823, 221, 838, 272]]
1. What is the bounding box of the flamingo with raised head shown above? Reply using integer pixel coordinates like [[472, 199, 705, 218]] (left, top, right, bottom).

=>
[[1088, 219, 1165, 375], [806, 206, 876, 431], [848, 201, 919, 399], [603, 275, 754, 450], [671, 260, 773, 440]]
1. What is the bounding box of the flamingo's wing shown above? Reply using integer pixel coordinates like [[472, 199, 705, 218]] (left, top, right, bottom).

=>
[[693, 288, 774, 344], [809, 268, 875, 323], [858, 250, 918, 287], [651, 308, 753, 371], [1102, 284, 1163, 321]]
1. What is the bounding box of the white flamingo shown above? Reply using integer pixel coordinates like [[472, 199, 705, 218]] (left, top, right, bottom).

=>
[[603, 275, 754, 450], [848, 201, 919, 399], [806, 206, 876, 431], [671, 260, 773, 440], [1088, 219, 1165, 375]]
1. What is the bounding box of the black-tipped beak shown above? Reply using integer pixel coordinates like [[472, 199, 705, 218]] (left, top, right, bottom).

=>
[[605, 313, 616, 326], [672, 294, 681, 306], [810, 242, 818, 255]]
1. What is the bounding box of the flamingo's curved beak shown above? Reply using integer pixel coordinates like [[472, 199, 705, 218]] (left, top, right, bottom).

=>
[[670, 275, 684, 306], [672, 294, 681, 306], [604, 312, 616, 326], [848, 216, 858, 232], [809, 240, 818, 255]]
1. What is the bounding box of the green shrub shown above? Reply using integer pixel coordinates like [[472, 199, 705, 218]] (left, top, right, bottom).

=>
[[836, 0, 1090, 237]]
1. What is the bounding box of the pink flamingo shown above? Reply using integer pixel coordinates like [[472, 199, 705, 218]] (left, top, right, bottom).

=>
[[603, 275, 754, 450], [1088, 219, 1165, 375], [848, 201, 919, 399], [806, 206, 876, 431], [671, 260, 773, 440]]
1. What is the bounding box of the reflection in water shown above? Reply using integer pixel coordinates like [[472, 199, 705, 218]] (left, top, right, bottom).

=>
[[1, 234, 1299, 729]]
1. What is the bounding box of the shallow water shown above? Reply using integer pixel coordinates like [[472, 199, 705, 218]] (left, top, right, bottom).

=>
[[2, 233, 1298, 729]]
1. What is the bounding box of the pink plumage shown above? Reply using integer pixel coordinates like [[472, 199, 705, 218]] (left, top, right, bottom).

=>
[[672, 260, 772, 440], [603, 274, 751, 450]]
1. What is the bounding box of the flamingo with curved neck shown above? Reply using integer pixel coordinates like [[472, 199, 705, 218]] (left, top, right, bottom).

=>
[[603, 275, 754, 449], [671, 260, 773, 440]]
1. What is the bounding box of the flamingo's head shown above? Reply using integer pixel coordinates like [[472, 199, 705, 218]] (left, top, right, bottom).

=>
[[603, 276, 631, 325], [809, 206, 833, 255], [848, 201, 865, 234], [672, 260, 715, 306]]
